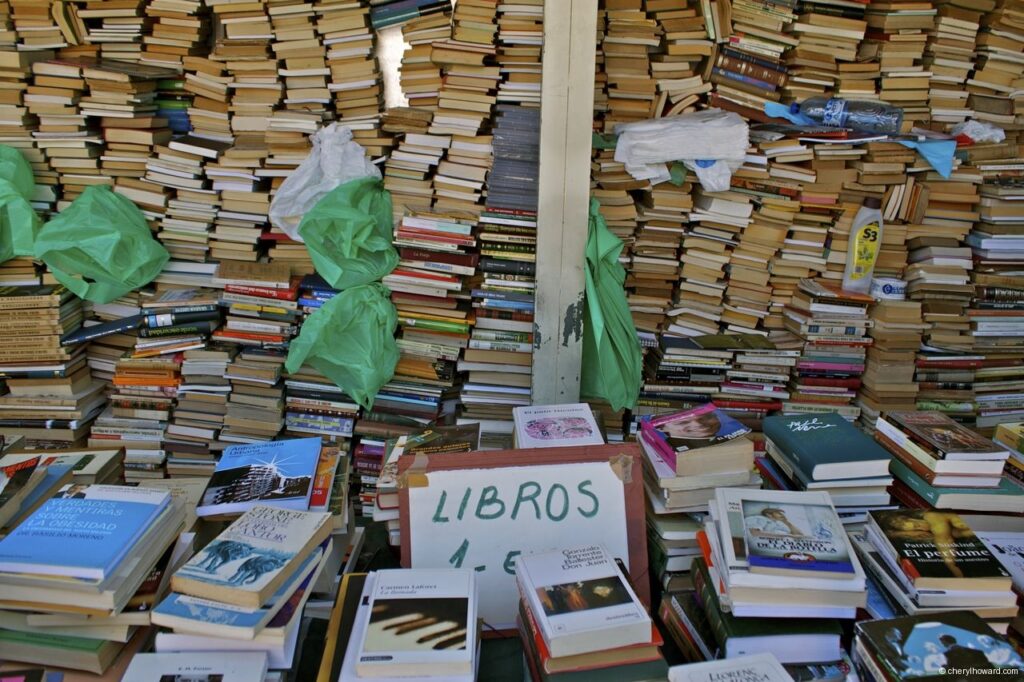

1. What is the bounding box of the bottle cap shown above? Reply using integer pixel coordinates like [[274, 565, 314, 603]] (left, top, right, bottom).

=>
[[863, 197, 882, 209]]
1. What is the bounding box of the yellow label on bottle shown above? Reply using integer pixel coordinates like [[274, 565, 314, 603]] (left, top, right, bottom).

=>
[[850, 221, 880, 280]]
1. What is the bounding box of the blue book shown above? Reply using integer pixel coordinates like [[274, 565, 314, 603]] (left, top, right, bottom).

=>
[[0, 485, 170, 580], [763, 413, 892, 481], [197, 437, 322, 518], [152, 539, 328, 639]]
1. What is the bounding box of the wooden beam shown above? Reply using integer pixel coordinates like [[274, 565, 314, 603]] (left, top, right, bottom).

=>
[[533, 0, 598, 405]]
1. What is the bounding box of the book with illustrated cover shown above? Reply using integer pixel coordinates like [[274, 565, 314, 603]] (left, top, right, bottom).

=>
[[856, 611, 1024, 681], [716, 488, 856, 580], [867, 509, 1012, 591], [0, 484, 170, 581], [669, 653, 791, 682], [356, 568, 478, 678], [513, 403, 605, 449], [122, 651, 269, 682], [884, 412, 1009, 460], [515, 545, 650, 658], [171, 506, 332, 608], [197, 437, 321, 517], [640, 404, 751, 474], [0, 455, 47, 527]]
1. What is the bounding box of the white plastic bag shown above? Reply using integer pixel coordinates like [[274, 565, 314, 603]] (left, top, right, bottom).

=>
[[614, 109, 749, 191], [951, 120, 1005, 144], [268, 123, 381, 242]]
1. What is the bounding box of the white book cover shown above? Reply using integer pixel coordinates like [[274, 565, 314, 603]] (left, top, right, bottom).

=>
[[515, 545, 650, 657], [669, 653, 791, 682], [512, 403, 605, 449], [976, 531, 1024, 593], [122, 651, 269, 681], [357, 568, 477, 678]]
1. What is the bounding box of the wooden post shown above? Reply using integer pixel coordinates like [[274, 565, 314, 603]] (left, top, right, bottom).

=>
[[533, 0, 598, 405]]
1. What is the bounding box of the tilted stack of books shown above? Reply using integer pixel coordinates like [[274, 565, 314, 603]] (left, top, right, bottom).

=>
[[516, 545, 667, 682]]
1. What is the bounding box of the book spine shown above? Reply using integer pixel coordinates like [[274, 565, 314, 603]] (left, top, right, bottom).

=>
[[138, 321, 218, 338], [720, 45, 784, 71], [145, 311, 220, 328], [223, 284, 295, 300], [691, 560, 731, 650], [711, 67, 777, 92]]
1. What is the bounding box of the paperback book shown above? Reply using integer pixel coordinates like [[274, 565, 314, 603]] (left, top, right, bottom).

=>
[[512, 403, 605, 449]]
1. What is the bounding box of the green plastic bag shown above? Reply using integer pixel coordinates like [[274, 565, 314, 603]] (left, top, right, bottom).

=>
[[298, 176, 398, 291], [0, 145, 41, 262], [33, 185, 169, 304], [285, 283, 399, 410], [581, 199, 643, 411]]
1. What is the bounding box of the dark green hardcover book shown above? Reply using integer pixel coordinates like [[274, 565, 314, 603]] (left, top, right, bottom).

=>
[[889, 460, 1024, 514], [763, 412, 892, 481]]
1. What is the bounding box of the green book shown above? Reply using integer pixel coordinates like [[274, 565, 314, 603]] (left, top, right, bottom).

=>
[[890, 460, 1024, 514], [763, 412, 892, 481]]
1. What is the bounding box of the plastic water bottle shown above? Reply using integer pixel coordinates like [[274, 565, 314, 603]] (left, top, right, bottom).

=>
[[843, 197, 884, 295], [793, 97, 904, 135]]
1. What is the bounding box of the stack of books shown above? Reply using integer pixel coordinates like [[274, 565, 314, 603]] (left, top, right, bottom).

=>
[[322, 1, 383, 124], [783, 278, 875, 422], [858, 300, 927, 432], [494, 0, 541, 107], [875, 410, 1024, 514], [762, 412, 895, 524], [399, 13, 449, 110], [141, 0, 208, 69], [993, 421, 1024, 488], [338, 567, 479, 681], [0, 484, 186, 674], [153, 505, 333, 669], [703, 487, 868, 620], [852, 509, 1018, 631], [854, 611, 1024, 682], [640, 404, 758, 515], [516, 545, 667, 682]]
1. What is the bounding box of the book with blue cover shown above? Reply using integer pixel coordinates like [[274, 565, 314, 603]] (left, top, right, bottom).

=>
[[197, 437, 321, 518], [152, 538, 329, 639], [171, 505, 332, 608], [763, 413, 892, 481], [0, 484, 171, 581]]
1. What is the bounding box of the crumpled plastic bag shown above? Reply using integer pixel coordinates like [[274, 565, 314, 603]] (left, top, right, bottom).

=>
[[614, 109, 749, 191], [285, 283, 399, 410], [269, 123, 381, 242], [298, 176, 398, 291], [581, 199, 643, 411], [33, 185, 169, 304], [952, 119, 1006, 144], [0, 145, 42, 262]]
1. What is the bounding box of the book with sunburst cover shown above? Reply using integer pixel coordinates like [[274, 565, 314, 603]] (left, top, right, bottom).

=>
[[196, 437, 322, 517]]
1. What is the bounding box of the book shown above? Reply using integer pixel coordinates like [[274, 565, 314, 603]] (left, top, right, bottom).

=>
[[883, 412, 1010, 461], [867, 509, 1013, 592], [0, 456, 48, 528], [515, 545, 651, 658], [171, 506, 332, 608], [640, 404, 752, 474], [889, 460, 1024, 514], [356, 568, 478, 678], [718, 488, 856, 580], [975, 531, 1024, 594], [763, 413, 892, 480], [196, 437, 322, 517], [512, 403, 605, 449], [668, 653, 791, 682], [122, 652, 269, 682], [0, 484, 170, 581], [856, 611, 1024, 681]]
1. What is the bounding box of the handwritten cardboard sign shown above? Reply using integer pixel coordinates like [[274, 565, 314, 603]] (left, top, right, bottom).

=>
[[399, 444, 647, 629]]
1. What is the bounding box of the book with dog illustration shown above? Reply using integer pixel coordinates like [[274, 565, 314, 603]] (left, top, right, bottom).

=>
[[170, 505, 331, 608]]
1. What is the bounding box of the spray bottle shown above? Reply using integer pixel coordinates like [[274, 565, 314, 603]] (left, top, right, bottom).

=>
[[843, 196, 883, 295]]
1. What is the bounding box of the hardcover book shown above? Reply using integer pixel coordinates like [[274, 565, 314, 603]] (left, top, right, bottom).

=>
[[515, 545, 651, 658], [122, 651, 269, 682], [0, 484, 170, 581], [669, 653, 791, 682], [884, 412, 1009, 460], [512, 403, 605, 449], [356, 568, 478, 678], [867, 509, 1012, 591], [856, 611, 1024, 680], [763, 412, 892, 480], [197, 437, 322, 517], [171, 505, 332, 608]]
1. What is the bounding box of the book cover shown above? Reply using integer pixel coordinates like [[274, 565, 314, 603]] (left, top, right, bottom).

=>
[[641, 404, 750, 458], [857, 611, 1024, 680], [763, 412, 891, 481], [868, 509, 1012, 590], [122, 651, 269, 682], [197, 437, 321, 517], [0, 484, 170, 581], [515, 545, 650, 658], [886, 412, 1008, 460], [356, 568, 477, 677], [669, 653, 791, 682], [975, 531, 1024, 594], [171, 506, 332, 608], [0, 455, 43, 512], [512, 403, 605, 449]]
